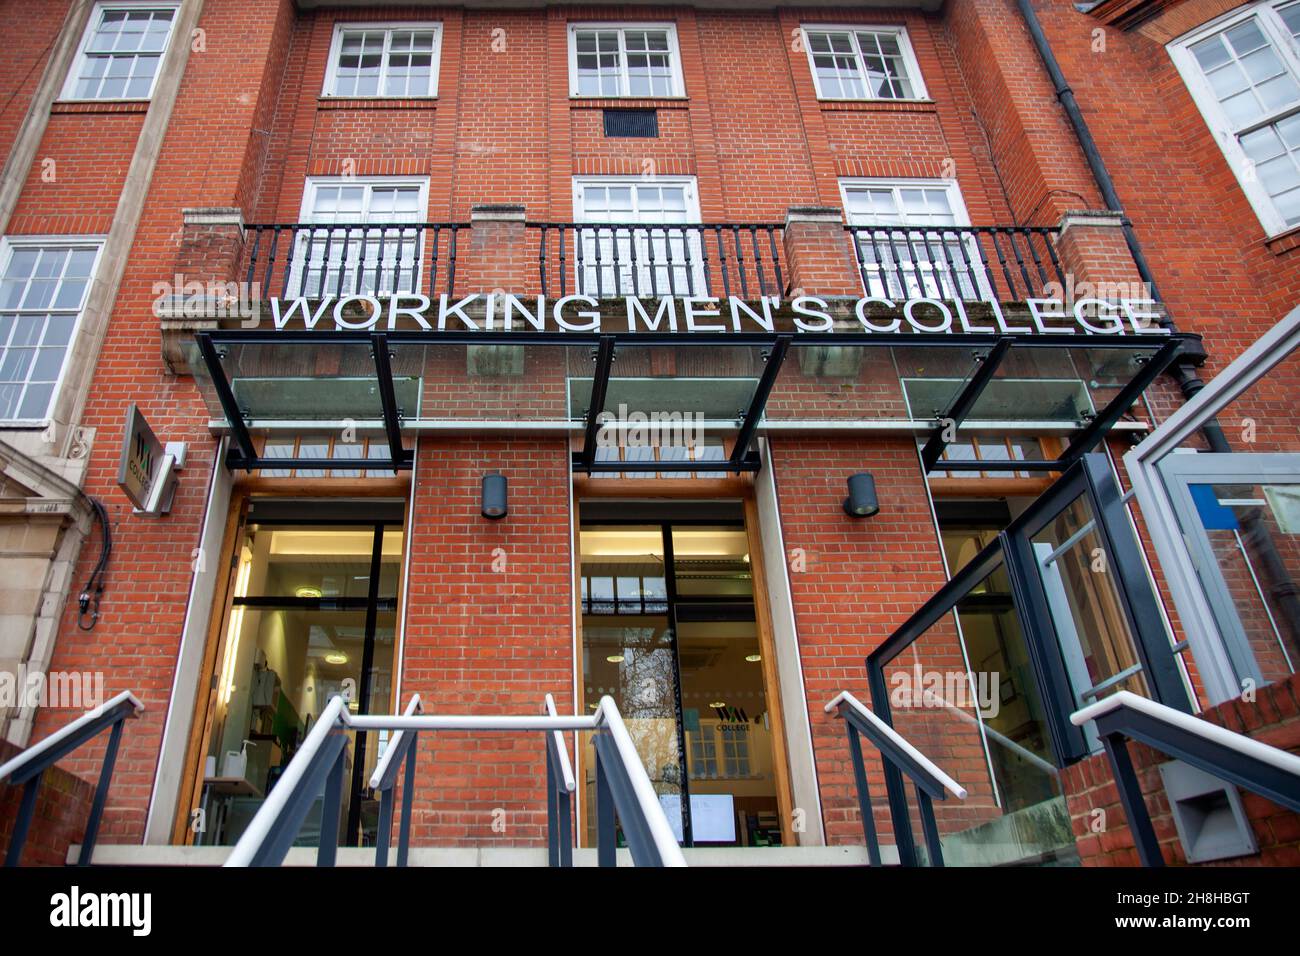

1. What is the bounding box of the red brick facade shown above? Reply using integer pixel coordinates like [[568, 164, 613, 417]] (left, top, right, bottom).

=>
[[0, 0, 1295, 865]]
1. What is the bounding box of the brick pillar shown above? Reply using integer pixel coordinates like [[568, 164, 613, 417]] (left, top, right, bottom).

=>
[[782, 206, 861, 298], [1054, 209, 1146, 302], [160, 207, 247, 371], [461, 204, 531, 294]]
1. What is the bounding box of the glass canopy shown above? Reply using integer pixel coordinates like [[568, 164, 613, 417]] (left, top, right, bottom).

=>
[[190, 329, 1184, 474]]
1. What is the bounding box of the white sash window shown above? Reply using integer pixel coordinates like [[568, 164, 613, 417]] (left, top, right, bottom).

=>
[[0, 240, 102, 422], [573, 178, 705, 297], [291, 178, 428, 297], [841, 179, 989, 301], [1171, 1, 1300, 235]]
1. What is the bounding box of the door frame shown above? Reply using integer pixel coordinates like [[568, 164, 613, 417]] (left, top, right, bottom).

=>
[[171, 489, 408, 845], [571, 488, 797, 848], [1155, 451, 1300, 685]]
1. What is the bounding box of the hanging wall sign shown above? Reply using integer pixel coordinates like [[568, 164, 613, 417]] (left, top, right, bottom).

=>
[[117, 403, 164, 511]]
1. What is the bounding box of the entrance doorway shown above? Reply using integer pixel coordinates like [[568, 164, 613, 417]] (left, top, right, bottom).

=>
[[578, 505, 784, 847], [190, 499, 404, 848]]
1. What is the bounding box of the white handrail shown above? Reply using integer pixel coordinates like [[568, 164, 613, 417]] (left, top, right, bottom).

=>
[[368, 694, 423, 790], [544, 693, 576, 793], [593, 695, 688, 867], [0, 691, 144, 784], [342, 713, 599, 732], [825, 691, 968, 800], [1071, 690, 1300, 777], [226, 693, 687, 867], [225, 694, 350, 867]]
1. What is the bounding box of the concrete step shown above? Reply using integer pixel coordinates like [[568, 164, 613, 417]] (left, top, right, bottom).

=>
[[74, 843, 895, 867]]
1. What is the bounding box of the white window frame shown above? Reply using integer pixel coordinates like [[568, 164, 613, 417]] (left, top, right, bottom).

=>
[[801, 24, 928, 102], [567, 22, 686, 99], [291, 176, 430, 297], [1169, 1, 1300, 236], [839, 177, 993, 300], [321, 21, 442, 99], [60, 1, 180, 102], [1125, 306, 1300, 705], [0, 235, 105, 426], [571, 175, 704, 296]]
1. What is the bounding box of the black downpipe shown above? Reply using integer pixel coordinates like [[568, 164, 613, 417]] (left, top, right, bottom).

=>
[[1014, 0, 1300, 672]]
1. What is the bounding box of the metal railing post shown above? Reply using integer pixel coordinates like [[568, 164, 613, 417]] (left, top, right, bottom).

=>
[[916, 786, 945, 867], [316, 746, 347, 867], [374, 787, 394, 868], [595, 750, 616, 868], [1100, 732, 1164, 867], [546, 747, 559, 868], [397, 739, 416, 867], [845, 723, 882, 866], [77, 717, 125, 866]]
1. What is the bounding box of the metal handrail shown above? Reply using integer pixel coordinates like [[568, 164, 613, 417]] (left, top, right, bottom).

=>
[[845, 222, 1067, 303], [1071, 690, 1300, 866], [0, 691, 144, 866], [224, 693, 686, 867], [544, 693, 576, 867], [825, 691, 966, 867], [369, 694, 423, 867]]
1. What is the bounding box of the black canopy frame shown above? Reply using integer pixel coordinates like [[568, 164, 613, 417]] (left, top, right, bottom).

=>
[[194, 329, 1187, 475]]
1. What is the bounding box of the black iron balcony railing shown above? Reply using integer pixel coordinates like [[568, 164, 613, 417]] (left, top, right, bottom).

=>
[[846, 224, 1066, 302], [528, 222, 787, 299], [243, 222, 465, 299], [238, 221, 1073, 303]]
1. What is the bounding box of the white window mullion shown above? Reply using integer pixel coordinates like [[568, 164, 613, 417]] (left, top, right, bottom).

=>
[[1171, 1, 1300, 234], [323, 22, 441, 98]]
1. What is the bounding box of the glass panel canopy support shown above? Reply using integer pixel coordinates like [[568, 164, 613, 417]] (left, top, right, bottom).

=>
[[919, 336, 1013, 471], [193, 329, 1188, 477], [931, 338, 1183, 474], [728, 334, 791, 470], [196, 329, 414, 472]]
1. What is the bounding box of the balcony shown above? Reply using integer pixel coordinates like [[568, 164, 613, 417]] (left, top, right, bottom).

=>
[[230, 215, 1087, 303]]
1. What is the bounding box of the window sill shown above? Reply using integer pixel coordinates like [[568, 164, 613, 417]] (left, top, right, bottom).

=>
[[317, 97, 438, 110], [569, 96, 689, 109], [51, 99, 150, 114], [1264, 224, 1300, 256], [817, 98, 936, 112]]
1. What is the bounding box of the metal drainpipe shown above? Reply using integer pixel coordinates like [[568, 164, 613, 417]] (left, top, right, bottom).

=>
[[1013, 0, 1300, 675]]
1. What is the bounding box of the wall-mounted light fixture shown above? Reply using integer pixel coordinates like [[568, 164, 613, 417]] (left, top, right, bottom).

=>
[[482, 471, 508, 519], [843, 472, 879, 518]]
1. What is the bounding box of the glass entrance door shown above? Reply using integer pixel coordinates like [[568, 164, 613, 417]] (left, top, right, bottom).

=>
[[579, 517, 781, 847], [194, 507, 403, 848]]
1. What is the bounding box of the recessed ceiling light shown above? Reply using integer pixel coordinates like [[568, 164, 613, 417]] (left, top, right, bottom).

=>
[[606, 654, 625, 663], [745, 654, 762, 663], [709, 700, 727, 709], [296, 585, 323, 599], [324, 651, 348, 665]]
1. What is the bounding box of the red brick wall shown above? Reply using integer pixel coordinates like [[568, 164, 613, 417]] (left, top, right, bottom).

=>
[[1033, 0, 1300, 412], [0, 0, 74, 180], [28, 0, 298, 843], [398, 437, 574, 846], [1063, 673, 1300, 866], [767, 436, 953, 844], [0, 739, 95, 867]]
